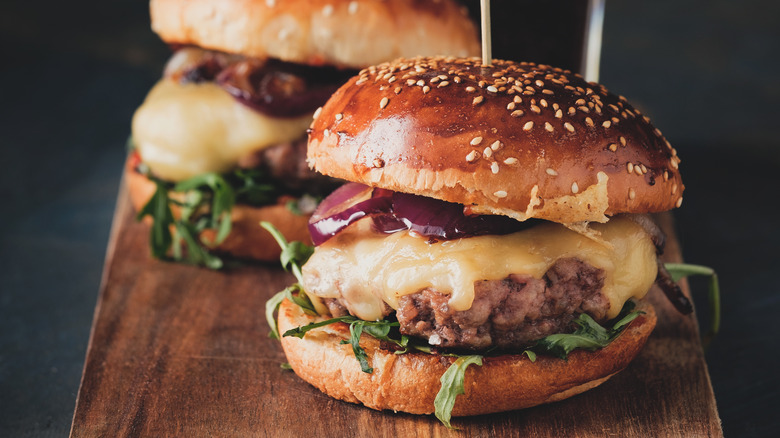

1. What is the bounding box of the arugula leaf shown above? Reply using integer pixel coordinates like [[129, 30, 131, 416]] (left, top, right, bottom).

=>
[[136, 179, 173, 259], [282, 316, 358, 338], [134, 159, 284, 269], [348, 321, 373, 373], [174, 173, 235, 246], [266, 290, 286, 340], [260, 221, 314, 283], [664, 263, 721, 344], [232, 168, 276, 205], [531, 301, 642, 359], [284, 284, 317, 316], [280, 362, 293, 370], [434, 355, 483, 429]]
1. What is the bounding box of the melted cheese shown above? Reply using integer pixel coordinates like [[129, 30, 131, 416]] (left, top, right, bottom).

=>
[[131, 79, 313, 182], [301, 216, 658, 321]]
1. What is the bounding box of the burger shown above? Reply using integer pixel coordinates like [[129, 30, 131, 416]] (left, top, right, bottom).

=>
[[268, 56, 696, 425], [128, 0, 479, 267]]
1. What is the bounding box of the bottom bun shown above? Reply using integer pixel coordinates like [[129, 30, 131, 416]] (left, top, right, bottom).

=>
[[125, 157, 312, 262], [278, 297, 657, 416]]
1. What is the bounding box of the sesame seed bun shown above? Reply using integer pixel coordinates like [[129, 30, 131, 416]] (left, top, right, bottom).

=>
[[307, 57, 684, 224], [277, 297, 657, 416], [150, 0, 480, 69], [125, 157, 311, 262]]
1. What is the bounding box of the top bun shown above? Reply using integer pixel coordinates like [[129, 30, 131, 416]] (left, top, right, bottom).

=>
[[150, 0, 480, 69], [307, 57, 684, 223]]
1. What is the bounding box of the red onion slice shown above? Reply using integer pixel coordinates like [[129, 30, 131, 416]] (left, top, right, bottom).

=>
[[308, 183, 392, 246], [308, 183, 535, 246], [389, 191, 532, 240]]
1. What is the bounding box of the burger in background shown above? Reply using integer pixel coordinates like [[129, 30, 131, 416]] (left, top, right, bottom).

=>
[[129, 0, 479, 268], [267, 56, 698, 425]]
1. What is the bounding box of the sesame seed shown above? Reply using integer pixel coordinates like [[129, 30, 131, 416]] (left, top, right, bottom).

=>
[[546, 168, 558, 176], [494, 190, 508, 198], [423, 85, 430, 94], [627, 162, 634, 174], [479, 81, 486, 88], [322, 4, 334, 16], [602, 121, 611, 128], [609, 143, 618, 152], [313, 107, 322, 119], [439, 74, 448, 80], [672, 183, 678, 194], [373, 158, 384, 168], [380, 97, 389, 109], [394, 86, 402, 94], [571, 182, 579, 194], [568, 107, 576, 115], [553, 103, 560, 110], [676, 197, 683, 207], [634, 166, 643, 176], [585, 117, 594, 127], [335, 113, 343, 121], [507, 102, 516, 110], [620, 136, 627, 146], [530, 105, 541, 114], [466, 150, 480, 162], [430, 77, 440, 84], [576, 98, 586, 106], [612, 117, 620, 123], [540, 99, 548, 107], [487, 85, 498, 93], [473, 96, 484, 105], [355, 78, 367, 85], [323, 129, 330, 137], [453, 76, 461, 83], [491, 162, 500, 174], [388, 76, 397, 83], [491, 140, 502, 151], [535, 80, 544, 87], [564, 122, 575, 132], [514, 95, 522, 103], [348, 1, 358, 14], [640, 164, 647, 174], [504, 157, 518, 165], [629, 188, 636, 200], [483, 147, 493, 158], [664, 170, 669, 181], [523, 121, 534, 131], [416, 80, 425, 86], [510, 110, 524, 118], [555, 109, 563, 119], [671, 159, 679, 169], [465, 86, 476, 92], [471, 136, 483, 146], [406, 79, 416, 86], [545, 122, 554, 132], [438, 81, 449, 88]]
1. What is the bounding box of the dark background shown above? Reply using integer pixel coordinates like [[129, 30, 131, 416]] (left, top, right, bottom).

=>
[[1, 0, 778, 436]]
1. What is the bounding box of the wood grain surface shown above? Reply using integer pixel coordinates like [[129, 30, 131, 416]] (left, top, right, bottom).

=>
[[70, 183, 722, 437]]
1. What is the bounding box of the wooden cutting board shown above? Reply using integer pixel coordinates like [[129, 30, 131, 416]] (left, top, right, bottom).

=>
[[70, 182, 722, 437]]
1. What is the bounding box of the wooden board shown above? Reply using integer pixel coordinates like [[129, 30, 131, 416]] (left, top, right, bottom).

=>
[[70, 182, 722, 437]]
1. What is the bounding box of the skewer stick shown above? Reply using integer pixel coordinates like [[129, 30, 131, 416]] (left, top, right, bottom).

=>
[[480, 0, 492, 66]]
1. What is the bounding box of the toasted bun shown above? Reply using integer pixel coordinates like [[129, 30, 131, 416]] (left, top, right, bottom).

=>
[[125, 157, 310, 262], [277, 297, 657, 416], [308, 57, 684, 223], [150, 0, 480, 69]]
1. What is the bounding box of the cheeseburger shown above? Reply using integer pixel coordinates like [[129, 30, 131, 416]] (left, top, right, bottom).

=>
[[271, 56, 694, 422], [129, 0, 479, 266]]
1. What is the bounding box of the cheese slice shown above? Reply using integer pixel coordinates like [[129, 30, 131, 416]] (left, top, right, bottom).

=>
[[131, 79, 313, 182], [302, 216, 658, 321]]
